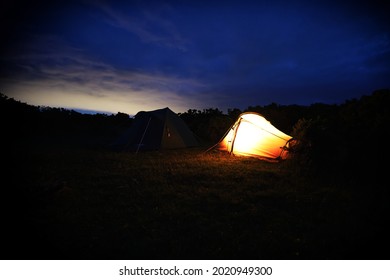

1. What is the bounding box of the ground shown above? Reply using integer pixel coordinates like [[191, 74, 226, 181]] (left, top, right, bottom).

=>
[[4, 147, 388, 260]]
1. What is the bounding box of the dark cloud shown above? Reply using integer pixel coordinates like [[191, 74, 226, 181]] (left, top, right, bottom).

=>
[[1, 0, 389, 113]]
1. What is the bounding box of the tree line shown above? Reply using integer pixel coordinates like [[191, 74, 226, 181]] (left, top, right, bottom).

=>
[[0, 93, 132, 149]]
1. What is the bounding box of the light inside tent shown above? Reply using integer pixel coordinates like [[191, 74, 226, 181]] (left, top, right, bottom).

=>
[[219, 113, 292, 159]]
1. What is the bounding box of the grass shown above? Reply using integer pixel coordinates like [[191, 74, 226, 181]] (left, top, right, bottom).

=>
[[5, 146, 388, 260]]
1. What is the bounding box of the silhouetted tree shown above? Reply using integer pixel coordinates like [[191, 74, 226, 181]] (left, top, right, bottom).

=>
[[227, 108, 242, 120], [179, 108, 231, 144]]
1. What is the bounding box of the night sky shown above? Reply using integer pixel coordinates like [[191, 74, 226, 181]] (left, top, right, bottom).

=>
[[1, 0, 389, 115]]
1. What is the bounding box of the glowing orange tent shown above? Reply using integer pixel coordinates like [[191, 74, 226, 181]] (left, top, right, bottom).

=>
[[215, 112, 293, 160]]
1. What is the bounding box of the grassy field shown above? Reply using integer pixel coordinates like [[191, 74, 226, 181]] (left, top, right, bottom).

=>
[[5, 145, 388, 260]]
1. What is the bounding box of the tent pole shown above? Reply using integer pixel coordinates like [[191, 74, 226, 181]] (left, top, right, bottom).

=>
[[229, 117, 242, 154], [203, 118, 234, 154], [136, 116, 152, 154]]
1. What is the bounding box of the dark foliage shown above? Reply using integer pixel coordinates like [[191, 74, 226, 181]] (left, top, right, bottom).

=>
[[288, 89, 390, 187], [0, 93, 133, 150], [179, 108, 233, 144]]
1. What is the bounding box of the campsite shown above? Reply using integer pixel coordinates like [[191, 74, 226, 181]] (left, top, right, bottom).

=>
[[2, 90, 389, 260]]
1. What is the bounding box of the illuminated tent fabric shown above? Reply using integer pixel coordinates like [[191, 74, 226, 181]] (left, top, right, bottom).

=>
[[216, 112, 293, 160], [113, 107, 198, 151]]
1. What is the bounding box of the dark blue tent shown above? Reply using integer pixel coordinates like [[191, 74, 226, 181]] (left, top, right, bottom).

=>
[[112, 107, 198, 151]]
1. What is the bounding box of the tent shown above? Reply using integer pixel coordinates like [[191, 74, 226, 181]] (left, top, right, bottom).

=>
[[113, 107, 199, 151], [214, 112, 294, 160]]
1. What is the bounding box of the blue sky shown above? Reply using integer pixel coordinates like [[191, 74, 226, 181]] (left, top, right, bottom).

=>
[[1, 0, 389, 115]]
